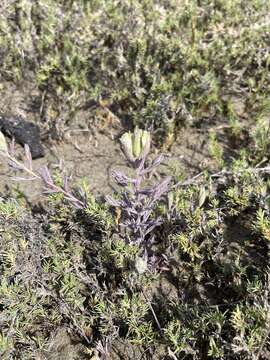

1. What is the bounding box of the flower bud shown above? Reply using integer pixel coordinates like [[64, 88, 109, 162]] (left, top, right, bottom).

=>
[[120, 127, 151, 163], [120, 131, 135, 162], [140, 130, 151, 158], [133, 127, 143, 158]]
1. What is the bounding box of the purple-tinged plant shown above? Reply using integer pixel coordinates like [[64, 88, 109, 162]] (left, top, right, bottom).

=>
[[106, 127, 171, 269], [0, 128, 171, 271], [0, 135, 84, 209]]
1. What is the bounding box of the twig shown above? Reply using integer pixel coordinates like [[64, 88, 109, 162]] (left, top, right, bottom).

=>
[[40, 89, 47, 117], [142, 290, 163, 335]]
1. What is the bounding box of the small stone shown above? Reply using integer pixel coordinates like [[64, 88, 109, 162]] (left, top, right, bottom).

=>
[[0, 115, 44, 159]]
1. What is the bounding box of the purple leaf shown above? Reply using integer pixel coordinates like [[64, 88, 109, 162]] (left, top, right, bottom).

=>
[[39, 165, 53, 185], [142, 154, 164, 174], [138, 186, 153, 195], [105, 195, 122, 207], [152, 154, 164, 167], [8, 159, 22, 171], [152, 176, 171, 202], [144, 218, 162, 235], [111, 170, 133, 186], [63, 176, 69, 192], [24, 144, 33, 171]]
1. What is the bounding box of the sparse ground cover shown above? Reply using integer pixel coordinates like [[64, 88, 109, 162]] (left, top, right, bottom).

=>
[[0, 1, 270, 359]]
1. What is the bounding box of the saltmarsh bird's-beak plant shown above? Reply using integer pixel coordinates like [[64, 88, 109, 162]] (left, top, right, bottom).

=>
[[106, 127, 171, 273], [0, 127, 171, 273]]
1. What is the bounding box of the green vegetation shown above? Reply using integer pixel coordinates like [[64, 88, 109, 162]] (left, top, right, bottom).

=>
[[1, 0, 270, 142], [0, 0, 270, 359], [1, 125, 270, 358]]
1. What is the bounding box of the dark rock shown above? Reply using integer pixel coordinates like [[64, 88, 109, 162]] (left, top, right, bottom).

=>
[[0, 115, 44, 159]]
